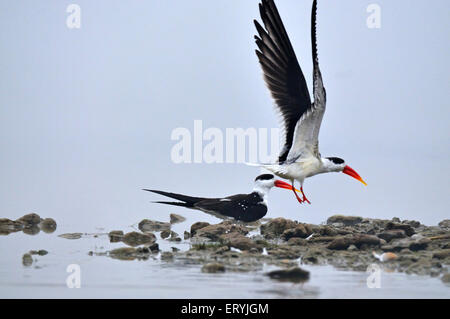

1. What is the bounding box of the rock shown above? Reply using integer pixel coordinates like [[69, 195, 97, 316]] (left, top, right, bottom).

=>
[[281, 224, 313, 240], [16, 213, 42, 226], [403, 220, 421, 228], [58, 233, 83, 240], [108, 230, 124, 243], [22, 253, 33, 267], [347, 244, 358, 251], [168, 231, 182, 242], [388, 237, 431, 252], [29, 249, 48, 256], [184, 231, 191, 240], [432, 249, 450, 260], [327, 234, 381, 250], [138, 219, 171, 232], [327, 237, 351, 250], [40, 218, 57, 233], [171, 247, 180, 252], [170, 214, 186, 224], [194, 221, 249, 241], [190, 222, 210, 236], [149, 243, 159, 252], [160, 230, 171, 239], [201, 263, 225, 273], [22, 226, 40, 235], [161, 252, 174, 261], [266, 267, 310, 283], [287, 237, 307, 246], [441, 273, 450, 284], [109, 247, 138, 261], [385, 222, 415, 236], [438, 220, 450, 228], [261, 218, 297, 238], [377, 229, 406, 242], [0, 218, 23, 235], [221, 234, 258, 251], [122, 232, 156, 247], [326, 215, 363, 226]]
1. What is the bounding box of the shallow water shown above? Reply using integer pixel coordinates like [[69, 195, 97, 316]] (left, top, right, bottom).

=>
[[0, 219, 448, 299]]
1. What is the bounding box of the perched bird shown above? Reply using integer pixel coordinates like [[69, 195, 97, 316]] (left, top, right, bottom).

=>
[[251, 0, 367, 204], [143, 174, 300, 222]]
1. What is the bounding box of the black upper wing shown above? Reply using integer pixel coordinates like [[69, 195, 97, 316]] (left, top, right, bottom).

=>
[[194, 193, 267, 222], [254, 0, 313, 163]]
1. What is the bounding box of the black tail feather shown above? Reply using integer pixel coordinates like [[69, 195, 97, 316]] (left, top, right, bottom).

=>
[[143, 189, 205, 206], [152, 201, 193, 208]]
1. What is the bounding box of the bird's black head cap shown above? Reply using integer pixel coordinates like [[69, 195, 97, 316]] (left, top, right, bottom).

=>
[[326, 157, 345, 165], [255, 174, 275, 181]]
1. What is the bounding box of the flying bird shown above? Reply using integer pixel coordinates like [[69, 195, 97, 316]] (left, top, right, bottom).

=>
[[144, 174, 300, 222], [252, 0, 367, 204]]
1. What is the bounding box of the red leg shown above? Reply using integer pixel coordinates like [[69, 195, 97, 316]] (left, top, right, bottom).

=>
[[300, 187, 311, 204], [291, 181, 303, 204]]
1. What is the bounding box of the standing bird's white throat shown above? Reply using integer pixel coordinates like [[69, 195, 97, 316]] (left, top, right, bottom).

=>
[[251, 0, 367, 204]]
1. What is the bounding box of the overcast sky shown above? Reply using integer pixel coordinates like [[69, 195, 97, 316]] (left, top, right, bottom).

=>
[[0, 0, 449, 230]]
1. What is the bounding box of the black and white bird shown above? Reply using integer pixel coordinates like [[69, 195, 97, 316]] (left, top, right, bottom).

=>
[[143, 174, 300, 222], [251, 0, 367, 204]]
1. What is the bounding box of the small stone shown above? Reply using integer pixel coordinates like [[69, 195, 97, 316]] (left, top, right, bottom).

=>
[[161, 252, 174, 261], [385, 222, 415, 236], [261, 218, 297, 238], [281, 224, 313, 240], [160, 230, 171, 239], [432, 249, 450, 260], [441, 273, 450, 283], [347, 244, 358, 251], [109, 247, 138, 261], [326, 215, 363, 226], [377, 229, 406, 242], [171, 247, 180, 252], [149, 243, 159, 252], [438, 220, 450, 228], [194, 221, 248, 241], [122, 231, 156, 247], [287, 237, 307, 246], [29, 250, 48, 256], [222, 234, 257, 251], [40, 218, 57, 233], [266, 267, 310, 283], [0, 218, 23, 235], [184, 231, 191, 240], [22, 253, 33, 267], [108, 230, 124, 243], [170, 214, 186, 224], [190, 222, 210, 236], [58, 233, 83, 240], [16, 213, 42, 226], [138, 219, 171, 232], [201, 263, 225, 273]]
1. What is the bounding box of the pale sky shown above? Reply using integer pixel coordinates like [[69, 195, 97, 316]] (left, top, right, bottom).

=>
[[0, 0, 449, 229]]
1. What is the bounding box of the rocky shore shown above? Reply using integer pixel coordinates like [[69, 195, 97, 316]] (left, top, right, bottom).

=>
[[101, 215, 450, 283]]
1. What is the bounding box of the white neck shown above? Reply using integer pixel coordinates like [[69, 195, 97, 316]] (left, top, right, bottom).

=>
[[252, 185, 270, 205]]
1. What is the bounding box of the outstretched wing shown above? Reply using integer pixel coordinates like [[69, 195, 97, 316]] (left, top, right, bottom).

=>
[[285, 0, 326, 162], [254, 0, 312, 164]]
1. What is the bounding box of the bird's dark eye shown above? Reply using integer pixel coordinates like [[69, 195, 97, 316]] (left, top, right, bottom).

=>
[[326, 157, 344, 165], [255, 174, 274, 181]]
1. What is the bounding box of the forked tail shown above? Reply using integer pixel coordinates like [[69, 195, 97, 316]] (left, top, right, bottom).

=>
[[143, 189, 205, 208]]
